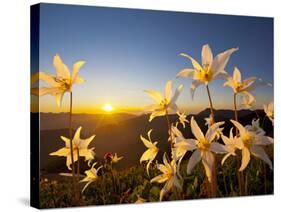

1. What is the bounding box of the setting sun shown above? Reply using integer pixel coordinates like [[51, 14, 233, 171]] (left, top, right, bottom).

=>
[[102, 103, 114, 112]]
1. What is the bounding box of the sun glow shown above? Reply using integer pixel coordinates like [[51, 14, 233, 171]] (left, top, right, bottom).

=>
[[102, 103, 114, 112]]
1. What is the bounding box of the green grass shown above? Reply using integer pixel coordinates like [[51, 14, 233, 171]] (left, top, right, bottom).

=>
[[39, 148, 273, 208]]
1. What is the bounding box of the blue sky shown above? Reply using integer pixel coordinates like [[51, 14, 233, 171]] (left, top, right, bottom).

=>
[[37, 3, 273, 113]]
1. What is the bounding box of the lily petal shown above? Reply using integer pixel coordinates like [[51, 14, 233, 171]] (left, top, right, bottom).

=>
[[239, 147, 251, 171], [144, 90, 163, 104], [170, 84, 184, 105], [233, 67, 241, 83], [149, 110, 166, 122], [187, 149, 201, 174], [201, 150, 215, 182], [53, 54, 71, 79], [180, 53, 202, 71], [190, 117, 205, 141], [165, 80, 173, 101], [201, 44, 213, 67], [72, 60, 86, 85], [221, 153, 232, 166], [250, 146, 272, 169], [190, 80, 203, 99], [210, 142, 226, 154], [211, 48, 238, 73], [176, 68, 194, 78]]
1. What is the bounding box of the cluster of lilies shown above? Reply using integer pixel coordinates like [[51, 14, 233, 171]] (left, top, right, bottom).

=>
[[31, 54, 123, 195], [31, 44, 274, 202], [140, 44, 274, 201]]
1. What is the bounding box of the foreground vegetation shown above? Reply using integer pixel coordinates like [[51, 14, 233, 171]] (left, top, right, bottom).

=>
[[40, 148, 273, 208]]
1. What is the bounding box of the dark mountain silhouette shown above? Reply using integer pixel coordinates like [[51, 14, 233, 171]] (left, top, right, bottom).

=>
[[38, 109, 273, 174], [39, 112, 136, 134]]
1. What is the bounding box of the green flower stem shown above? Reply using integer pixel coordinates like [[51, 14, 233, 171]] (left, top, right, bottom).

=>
[[205, 85, 217, 197], [233, 93, 239, 135], [76, 148, 81, 201], [233, 93, 246, 196], [206, 85, 215, 123], [69, 92, 76, 186], [77, 148, 80, 179], [165, 110, 173, 157]]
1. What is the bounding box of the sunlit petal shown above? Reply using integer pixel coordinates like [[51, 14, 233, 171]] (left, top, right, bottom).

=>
[[239, 147, 251, 171], [165, 80, 173, 101], [186, 149, 201, 174], [176, 68, 194, 78], [201, 150, 215, 182], [201, 44, 213, 66], [190, 117, 205, 141], [180, 53, 202, 71], [72, 60, 86, 84], [211, 47, 238, 73], [53, 54, 71, 79]]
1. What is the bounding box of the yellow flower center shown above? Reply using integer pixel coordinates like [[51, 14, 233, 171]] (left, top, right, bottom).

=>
[[195, 64, 213, 83], [242, 133, 253, 148], [234, 82, 242, 93], [197, 139, 210, 150], [55, 78, 71, 91], [160, 99, 169, 109]]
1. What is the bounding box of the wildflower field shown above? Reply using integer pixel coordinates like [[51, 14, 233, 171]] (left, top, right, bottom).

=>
[[32, 43, 274, 208]]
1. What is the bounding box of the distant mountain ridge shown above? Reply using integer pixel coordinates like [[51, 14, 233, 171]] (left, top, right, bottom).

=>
[[39, 112, 136, 135]]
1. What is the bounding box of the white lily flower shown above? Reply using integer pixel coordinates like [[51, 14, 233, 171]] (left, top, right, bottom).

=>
[[140, 130, 159, 175], [50, 127, 95, 170], [221, 128, 242, 165], [185, 117, 226, 182], [241, 92, 256, 109], [231, 120, 273, 171], [172, 126, 197, 161], [245, 119, 265, 136], [177, 111, 189, 128], [145, 80, 183, 121], [223, 67, 257, 95], [150, 154, 182, 201], [264, 101, 274, 125], [204, 114, 224, 140], [177, 44, 238, 98], [80, 162, 102, 193], [36, 54, 86, 107]]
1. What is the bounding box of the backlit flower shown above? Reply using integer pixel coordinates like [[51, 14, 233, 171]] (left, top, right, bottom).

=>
[[231, 120, 273, 171], [140, 130, 159, 175], [80, 162, 102, 193], [150, 154, 182, 201], [172, 125, 196, 161], [221, 128, 242, 165], [177, 111, 189, 128], [204, 114, 224, 140], [36, 54, 86, 107], [241, 92, 256, 109], [177, 44, 238, 98], [185, 117, 226, 182], [50, 127, 95, 170], [245, 119, 265, 136], [223, 67, 257, 94], [264, 101, 274, 125], [145, 80, 183, 121]]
